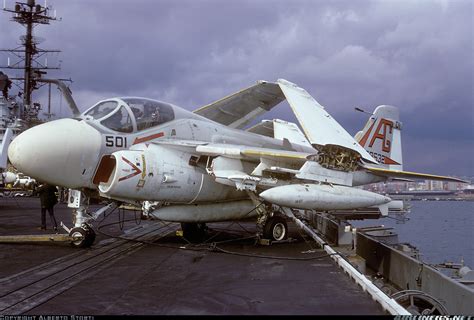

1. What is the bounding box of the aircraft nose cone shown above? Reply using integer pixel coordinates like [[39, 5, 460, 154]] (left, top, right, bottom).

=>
[[8, 119, 102, 188], [8, 134, 25, 170]]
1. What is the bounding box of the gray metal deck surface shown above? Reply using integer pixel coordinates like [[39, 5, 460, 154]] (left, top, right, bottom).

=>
[[0, 197, 386, 315]]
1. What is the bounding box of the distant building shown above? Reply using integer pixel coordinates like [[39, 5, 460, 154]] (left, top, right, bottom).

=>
[[426, 180, 443, 191], [362, 177, 472, 194], [463, 185, 474, 195]]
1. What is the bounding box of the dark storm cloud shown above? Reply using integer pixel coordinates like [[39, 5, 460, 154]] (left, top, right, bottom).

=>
[[0, 0, 472, 176]]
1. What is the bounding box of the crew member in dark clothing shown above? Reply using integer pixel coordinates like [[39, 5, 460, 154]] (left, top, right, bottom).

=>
[[36, 183, 58, 231]]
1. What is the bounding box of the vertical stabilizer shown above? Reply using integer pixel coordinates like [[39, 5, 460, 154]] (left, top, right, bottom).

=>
[[355, 105, 403, 171]]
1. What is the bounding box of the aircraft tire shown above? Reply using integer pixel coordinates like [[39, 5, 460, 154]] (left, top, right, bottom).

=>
[[263, 216, 288, 241], [69, 227, 96, 248]]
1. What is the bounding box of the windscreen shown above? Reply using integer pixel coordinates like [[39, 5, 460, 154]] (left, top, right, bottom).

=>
[[84, 101, 118, 120], [123, 98, 175, 131], [100, 106, 133, 133]]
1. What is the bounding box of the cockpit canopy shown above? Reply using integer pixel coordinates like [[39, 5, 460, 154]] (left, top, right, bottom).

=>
[[82, 97, 175, 133]]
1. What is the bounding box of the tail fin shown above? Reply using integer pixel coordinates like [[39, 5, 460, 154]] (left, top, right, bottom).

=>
[[354, 105, 403, 171]]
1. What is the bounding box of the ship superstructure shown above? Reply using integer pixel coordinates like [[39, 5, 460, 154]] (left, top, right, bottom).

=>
[[0, 0, 70, 186]]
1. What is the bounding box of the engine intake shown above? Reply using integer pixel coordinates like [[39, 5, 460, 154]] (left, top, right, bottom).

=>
[[98, 144, 243, 204]]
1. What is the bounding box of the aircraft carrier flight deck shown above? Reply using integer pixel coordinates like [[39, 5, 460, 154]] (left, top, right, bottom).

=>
[[0, 197, 386, 315]]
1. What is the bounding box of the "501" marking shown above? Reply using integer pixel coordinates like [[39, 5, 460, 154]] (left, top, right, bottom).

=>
[[105, 136, 128, 148]]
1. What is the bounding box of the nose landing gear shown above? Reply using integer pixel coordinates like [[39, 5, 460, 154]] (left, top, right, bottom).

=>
[[64, 190, 117, 248], [69, 225, 96, 248]]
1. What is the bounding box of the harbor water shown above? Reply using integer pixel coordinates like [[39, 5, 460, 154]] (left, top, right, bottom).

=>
[[353, 201, 474, 268]]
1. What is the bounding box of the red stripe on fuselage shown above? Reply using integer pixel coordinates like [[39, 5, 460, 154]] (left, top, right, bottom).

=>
[[133, 132, 164, 145]]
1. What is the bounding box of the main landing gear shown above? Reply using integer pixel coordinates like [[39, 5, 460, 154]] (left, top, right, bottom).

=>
[[263, 215, 288, 242], [257, 211, 289, 242], [179, 216, 288, 244], [249, 191, 289, 243]]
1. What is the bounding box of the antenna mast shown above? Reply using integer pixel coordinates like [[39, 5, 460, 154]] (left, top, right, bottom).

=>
[[1, 0, 64, 122]]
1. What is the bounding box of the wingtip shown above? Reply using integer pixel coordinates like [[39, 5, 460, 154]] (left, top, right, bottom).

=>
[[276, 78, 296, 86]]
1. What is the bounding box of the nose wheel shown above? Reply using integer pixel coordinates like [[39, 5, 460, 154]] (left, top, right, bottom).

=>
[[69, 226, 96, 248], [66, 190, 104, 248]]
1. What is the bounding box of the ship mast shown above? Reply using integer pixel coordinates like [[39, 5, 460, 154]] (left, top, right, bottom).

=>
[[1, 0, 67, 122]]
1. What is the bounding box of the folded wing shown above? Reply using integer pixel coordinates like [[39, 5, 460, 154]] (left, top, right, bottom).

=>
[[193, 81, 285, 129], [277, 79, 377, 164]]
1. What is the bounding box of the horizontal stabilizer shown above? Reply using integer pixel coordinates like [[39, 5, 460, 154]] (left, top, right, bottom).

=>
[[366, 167, 468, 183]]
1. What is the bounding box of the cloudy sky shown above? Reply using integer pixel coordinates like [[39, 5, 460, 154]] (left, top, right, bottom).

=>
[[0, 0, 472, 176]]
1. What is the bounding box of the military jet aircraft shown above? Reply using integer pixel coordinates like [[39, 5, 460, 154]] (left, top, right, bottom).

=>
[[7, 79, 463, 247]]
